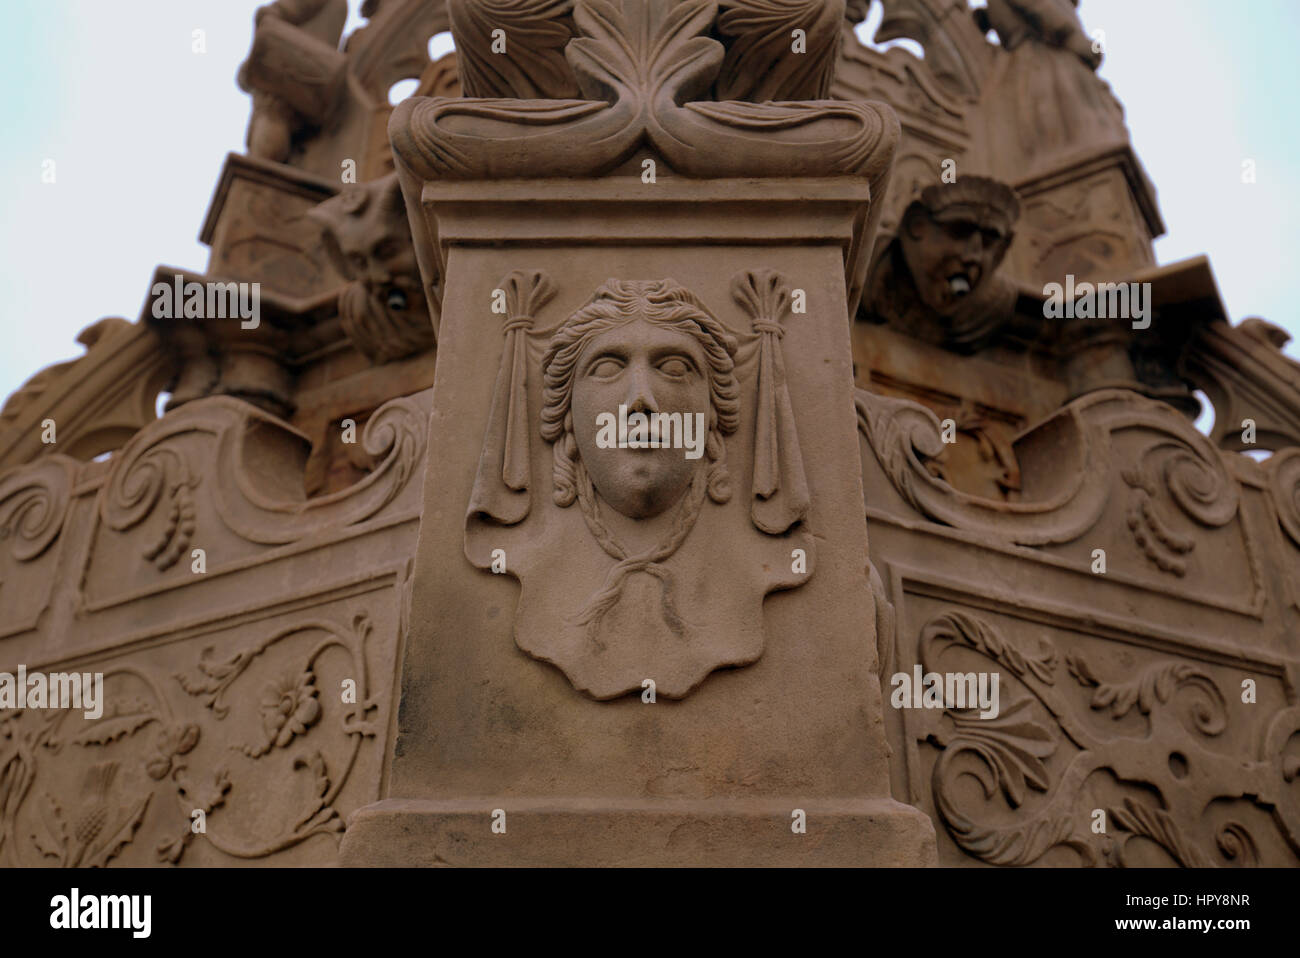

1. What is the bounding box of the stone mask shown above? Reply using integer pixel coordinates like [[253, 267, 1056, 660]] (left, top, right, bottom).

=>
[[308, 174, 433, 362], [541, 279, 740, 523], [899, 204, 1013, 317], [570, 318, 712, 519]]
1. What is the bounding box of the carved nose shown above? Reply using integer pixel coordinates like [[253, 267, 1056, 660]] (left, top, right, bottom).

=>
[[626, 366, 657, 414], [367, 262, 391, 285], [961, 233, 984, 261]]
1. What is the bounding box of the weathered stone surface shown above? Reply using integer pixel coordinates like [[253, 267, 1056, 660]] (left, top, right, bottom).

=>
[[2, 0, 1297, 870]]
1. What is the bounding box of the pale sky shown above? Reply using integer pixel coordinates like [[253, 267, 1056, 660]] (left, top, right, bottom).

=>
[[2, 0, 1297, 408]]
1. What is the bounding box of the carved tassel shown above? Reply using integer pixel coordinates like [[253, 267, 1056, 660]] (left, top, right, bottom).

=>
[[732, 269, 810, 535], [467, 269, 555, 525]]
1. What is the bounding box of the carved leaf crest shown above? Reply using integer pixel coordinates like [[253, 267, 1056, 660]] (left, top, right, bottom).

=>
[[569, 0, 722, 104]]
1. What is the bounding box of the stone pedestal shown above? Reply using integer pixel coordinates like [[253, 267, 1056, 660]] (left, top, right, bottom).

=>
[[346, 797, 933, 867], [340, 173, 936, 866], [1004, 144, 1164, 288]]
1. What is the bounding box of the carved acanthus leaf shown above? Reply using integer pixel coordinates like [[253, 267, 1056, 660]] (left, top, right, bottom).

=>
[[921, 610, 1057, 685], [1109, 797, 1212, 868], [449, 0, 580, 97], [930, 697, 1080, 867], [1067, 652, 1227, 736], [714, 0, 844, 101], [391, 0, 900, 181], [906, 610, 1280, 868]]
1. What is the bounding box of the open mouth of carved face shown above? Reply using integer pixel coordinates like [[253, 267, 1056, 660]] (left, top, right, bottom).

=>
[[945, 263, 982, 300], [385, 287, 408, 312], [928, 258, 985, 313]]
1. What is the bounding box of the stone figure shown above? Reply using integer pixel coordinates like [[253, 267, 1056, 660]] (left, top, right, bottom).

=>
[[465, 278, 814, 700], [307, 174, 436, 363], [980, 0, 1128, 168], [237, 0, 349, 163], [864, 176, 1021, 352]]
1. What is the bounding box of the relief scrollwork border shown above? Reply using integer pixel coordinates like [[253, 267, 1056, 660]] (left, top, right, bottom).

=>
[[84, 391, 429, 607], [0, 455, 78, 639], [858, 388, 1263, 614], [911, 608, 1299, 867], [0, 612, 381, 866], [2, 663, 202, 867], [166, 612, 381, 862], [858, 387, 1238, 547], [1264, 449, 1300, 611], [1267, 448, 1300, 550]]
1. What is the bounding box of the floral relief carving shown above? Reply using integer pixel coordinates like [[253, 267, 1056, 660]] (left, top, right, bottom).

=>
[[30, 763, 152, 868], [1066, 652, 1226, 733], [250, 670, 322, 758], [0, 613, 381, 866]]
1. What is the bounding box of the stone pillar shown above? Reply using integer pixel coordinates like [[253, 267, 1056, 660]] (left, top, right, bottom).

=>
[[340, 0, 936, 867]]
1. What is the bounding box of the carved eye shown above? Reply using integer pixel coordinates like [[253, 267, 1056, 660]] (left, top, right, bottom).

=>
[[586, 357, 623, 378], [657, 357, 692, 377], [373, 239, 400, 260]]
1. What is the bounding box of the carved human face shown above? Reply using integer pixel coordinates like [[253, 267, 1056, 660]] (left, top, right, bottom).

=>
[[333, 224, 425, 319], [570, 318, 711, 520], [900, 208, 1011, 316]]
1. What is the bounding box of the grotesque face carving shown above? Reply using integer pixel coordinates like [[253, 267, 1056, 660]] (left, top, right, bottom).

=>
[[897, 177, 1019, 318], [900, 208, 1011, 315], [570, 321, 712, 518], [308, 174, 434, 363], [542, 280, 739, 522]]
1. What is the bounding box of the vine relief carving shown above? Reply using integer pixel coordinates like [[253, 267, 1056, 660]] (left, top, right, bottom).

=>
[[1, 614, 380, 866], [909, 610, 1300, 867]]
